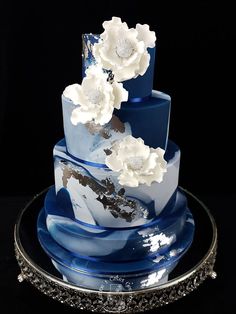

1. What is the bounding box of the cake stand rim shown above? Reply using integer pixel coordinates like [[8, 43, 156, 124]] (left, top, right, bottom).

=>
[[14, 185, 217, 296]]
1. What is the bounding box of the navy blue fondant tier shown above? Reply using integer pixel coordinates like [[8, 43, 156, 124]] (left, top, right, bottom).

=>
[[53, 139, 180, 228], [62, 90, 170, 163], [122, 48, 155, 99], [115, 90, 170, 150], [37, 188, 194, 290], [82, 34, 155, 99]]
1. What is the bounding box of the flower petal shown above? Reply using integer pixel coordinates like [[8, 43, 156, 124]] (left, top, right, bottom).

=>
[[136, 23, 156, 48], [138, 52, 150, 76], [112, 81, 129, 109], [105, 154, 123, 172], [63, 84, 83, 105], [71, 107, 96, 125], [119, 171, 139, 187]]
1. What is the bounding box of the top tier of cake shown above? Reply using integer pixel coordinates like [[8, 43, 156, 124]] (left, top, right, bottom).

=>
[[82, 34, 156, 100]]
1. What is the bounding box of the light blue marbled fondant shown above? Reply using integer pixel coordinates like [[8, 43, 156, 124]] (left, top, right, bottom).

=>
[[53, 139, 180, 228], [62, 94, 132, 163]]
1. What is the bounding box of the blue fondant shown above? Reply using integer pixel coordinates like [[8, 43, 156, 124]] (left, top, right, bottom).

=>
[[164, 140, 180, 161], [115, 91, 171, 150], [128, 95, 151, 103], [123, 48, 156, 99], [44, 187, 75, 221]]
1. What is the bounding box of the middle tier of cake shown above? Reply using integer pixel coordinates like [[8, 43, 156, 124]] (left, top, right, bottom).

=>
[[62, 90, 171, 164]]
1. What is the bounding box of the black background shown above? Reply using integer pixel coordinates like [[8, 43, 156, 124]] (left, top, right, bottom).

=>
[[0, 1, 233, 313]]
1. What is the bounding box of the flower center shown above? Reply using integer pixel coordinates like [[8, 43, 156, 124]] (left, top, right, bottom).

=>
[[87, 89, 103, 104], [127, 156, 144, 171], [116, 39, 134, 58]]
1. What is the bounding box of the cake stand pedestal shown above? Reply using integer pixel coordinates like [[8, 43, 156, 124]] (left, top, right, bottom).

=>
[[14, 187, 217, 313]]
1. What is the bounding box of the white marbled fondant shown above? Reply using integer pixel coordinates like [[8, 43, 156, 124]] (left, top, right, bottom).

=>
[[53, 140, 180, 228]]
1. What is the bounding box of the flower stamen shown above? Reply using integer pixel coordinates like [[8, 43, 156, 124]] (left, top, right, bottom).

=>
[[116, 39, 134, 59], [86, 89, 103, 104], [127, 157, 144, 171]]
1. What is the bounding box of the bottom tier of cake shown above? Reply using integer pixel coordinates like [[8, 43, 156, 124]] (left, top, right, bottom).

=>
[[37, 187, 195, 291]]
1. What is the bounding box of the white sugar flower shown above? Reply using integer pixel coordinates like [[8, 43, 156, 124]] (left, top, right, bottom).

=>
[[93, 17, 156, 82], [63, 65, 128, 125], [105, 135, 167, 187]]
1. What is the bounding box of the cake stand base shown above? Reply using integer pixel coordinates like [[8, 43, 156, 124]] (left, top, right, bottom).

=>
[[14, 187, 217, 313]]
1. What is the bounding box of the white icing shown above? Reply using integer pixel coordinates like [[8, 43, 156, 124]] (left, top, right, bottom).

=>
[[136, 23, 156, 49], [105, 135, 167, 187], [63, 65, 128, 125], [93, 17, 156, 82]]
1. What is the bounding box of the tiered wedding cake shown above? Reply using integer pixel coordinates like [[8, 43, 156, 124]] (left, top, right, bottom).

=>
[[37, 17, 195, 291]]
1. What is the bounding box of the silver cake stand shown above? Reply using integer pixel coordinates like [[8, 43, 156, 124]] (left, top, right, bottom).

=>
[[14, 187, 217, 313]]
